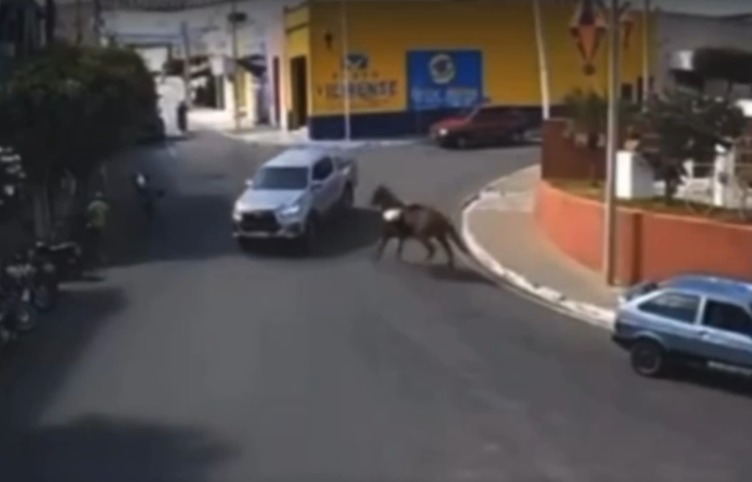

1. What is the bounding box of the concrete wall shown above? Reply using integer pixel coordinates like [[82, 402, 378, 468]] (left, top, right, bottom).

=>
[[654, 11, 752, 92]]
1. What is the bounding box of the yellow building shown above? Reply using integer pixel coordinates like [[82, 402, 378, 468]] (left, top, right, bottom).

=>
[[283, 0, 654, 139]]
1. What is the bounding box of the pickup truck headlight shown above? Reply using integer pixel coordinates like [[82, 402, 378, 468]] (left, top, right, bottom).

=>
[[232, 202, 244, 220], [279, 203, 302, 217], [438, 128, 448, 136]]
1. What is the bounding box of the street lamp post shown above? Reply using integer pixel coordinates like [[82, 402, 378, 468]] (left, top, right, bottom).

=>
[[641, 0, 651, 106], [340, 0, 351, 141], [230, 0, 241, 132], [532, 0, 550, 120], [603, 0, 621, 285]]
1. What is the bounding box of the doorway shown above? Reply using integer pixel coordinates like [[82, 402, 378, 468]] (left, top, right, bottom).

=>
[[289, 55, 308, 129], [272, 56, 280, 126]]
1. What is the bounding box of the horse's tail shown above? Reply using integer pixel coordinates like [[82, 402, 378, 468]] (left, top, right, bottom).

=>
[[445, 218, 469, 254]]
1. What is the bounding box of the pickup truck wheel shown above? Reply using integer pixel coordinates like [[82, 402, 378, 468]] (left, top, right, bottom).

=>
[[237, 238, 253, 252], [341, 184, 355, 211], [298, 217, 318, 255], [630, 339, 667, 378]]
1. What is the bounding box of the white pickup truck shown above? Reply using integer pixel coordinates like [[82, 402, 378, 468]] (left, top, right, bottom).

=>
[[232, 147, 358, 254]]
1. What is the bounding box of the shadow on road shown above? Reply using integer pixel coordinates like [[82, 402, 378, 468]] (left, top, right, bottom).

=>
[[107, 191, 236, 267], [423, 263, 494, 286], [665, 366, 752, 400], [240, 207, 383, 260], [0, 287, 127, 428], [0, 414, 236, 482]]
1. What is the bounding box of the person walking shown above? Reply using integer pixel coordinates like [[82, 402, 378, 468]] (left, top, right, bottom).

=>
[[85, 192, 110, 267]]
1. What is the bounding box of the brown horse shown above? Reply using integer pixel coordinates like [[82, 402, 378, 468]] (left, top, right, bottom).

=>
[[369, 184, 468, 268]]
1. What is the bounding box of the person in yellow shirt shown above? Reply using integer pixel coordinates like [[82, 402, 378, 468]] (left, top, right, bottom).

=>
[[85, 192, 110, 266]]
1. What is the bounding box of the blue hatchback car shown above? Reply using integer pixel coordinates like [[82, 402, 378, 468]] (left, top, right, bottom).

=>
[[613, 274, 752, 378]]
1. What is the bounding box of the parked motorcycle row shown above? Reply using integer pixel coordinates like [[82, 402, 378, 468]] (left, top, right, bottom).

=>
[[0, 240, 86, 348]]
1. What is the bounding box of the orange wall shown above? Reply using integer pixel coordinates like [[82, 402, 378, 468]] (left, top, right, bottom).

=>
[[535, 181, 752, 285]]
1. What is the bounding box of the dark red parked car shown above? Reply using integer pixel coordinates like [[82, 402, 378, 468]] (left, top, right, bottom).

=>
[[429, 106, 530, 148]]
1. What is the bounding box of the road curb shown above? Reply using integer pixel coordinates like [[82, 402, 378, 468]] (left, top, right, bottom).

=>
[[197, 127, 423, 149], [459, 171, 616, 331]]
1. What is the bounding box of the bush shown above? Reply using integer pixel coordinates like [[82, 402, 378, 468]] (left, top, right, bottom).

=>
[[562, 88, 640, 184]]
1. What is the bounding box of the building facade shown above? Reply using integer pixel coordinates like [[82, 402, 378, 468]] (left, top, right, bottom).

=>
[[103, 0, 291, 128], [653, 11, 752, 96], [283, 0, 653, 139]]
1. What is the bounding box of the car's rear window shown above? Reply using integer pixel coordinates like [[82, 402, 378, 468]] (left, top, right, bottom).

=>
[[253, 167, 309, 190]]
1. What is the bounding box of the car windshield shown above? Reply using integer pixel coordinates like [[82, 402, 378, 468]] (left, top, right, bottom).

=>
[[253, 167, 309, 190]]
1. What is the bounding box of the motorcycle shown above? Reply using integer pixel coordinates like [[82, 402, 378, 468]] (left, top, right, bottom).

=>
[[33, 240, 85, 282], [4, 254, 58, 312], [0, 282, 38, 336]]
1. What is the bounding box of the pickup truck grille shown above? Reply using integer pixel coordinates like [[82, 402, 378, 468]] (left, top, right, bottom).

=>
[[241, 211, 279, 232]]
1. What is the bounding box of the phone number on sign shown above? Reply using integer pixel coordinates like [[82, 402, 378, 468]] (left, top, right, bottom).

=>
[[410, 88, 480, 108]]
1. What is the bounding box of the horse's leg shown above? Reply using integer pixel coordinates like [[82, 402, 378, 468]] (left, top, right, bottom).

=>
[[418, 236, 436, 261], [374, 235, 390, 260], [396, 236, 406, 260], [436, 234, 455, 268]]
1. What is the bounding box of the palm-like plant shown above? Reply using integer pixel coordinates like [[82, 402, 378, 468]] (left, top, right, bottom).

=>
[[562, 88, 641, 185]]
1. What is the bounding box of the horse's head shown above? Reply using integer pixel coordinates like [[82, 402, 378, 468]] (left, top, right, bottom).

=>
[[370, 184, 403, 210]]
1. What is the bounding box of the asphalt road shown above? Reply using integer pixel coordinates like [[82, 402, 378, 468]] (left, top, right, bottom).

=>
[[1, 132, 751, 482]]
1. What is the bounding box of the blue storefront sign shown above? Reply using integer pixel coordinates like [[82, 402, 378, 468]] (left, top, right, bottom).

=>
[[406, 50, 483, 111]]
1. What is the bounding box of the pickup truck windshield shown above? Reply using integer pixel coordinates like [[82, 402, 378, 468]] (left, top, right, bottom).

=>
[[253, 167, 309, 190]]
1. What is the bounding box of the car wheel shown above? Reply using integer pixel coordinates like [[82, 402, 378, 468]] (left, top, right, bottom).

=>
[[630, 339, 667, 377], [455, 136, 470, 149], [511, 130, 525, 144]]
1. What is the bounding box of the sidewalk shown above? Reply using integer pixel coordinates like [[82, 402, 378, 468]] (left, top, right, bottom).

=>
[[188, 108, 420, 148], [461, 165, 621, 329]]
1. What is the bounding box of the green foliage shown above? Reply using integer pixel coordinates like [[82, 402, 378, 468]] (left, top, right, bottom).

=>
[[0, 43, 157, 183], [562, 88, 641, 185], [693, 47, 752, 85], [562, 88, 641, 148], [562, 88, 607, 148], [635, 90, 747, 202]]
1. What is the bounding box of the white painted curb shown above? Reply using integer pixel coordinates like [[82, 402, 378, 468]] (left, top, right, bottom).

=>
[[197, 126, 422, 149], [460, 174, 616, 331]]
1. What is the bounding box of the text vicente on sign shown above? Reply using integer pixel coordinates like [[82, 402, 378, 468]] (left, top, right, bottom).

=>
[[315, 53, 399, 111]]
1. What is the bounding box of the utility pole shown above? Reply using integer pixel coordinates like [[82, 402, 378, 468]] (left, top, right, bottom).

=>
[[603, 0, 621, 285], [74, 0, 82, 45], [93, 0, 102, 44], [180, 21, 193, 109], [641, 0, 651, 106], [230, 0, 241, 131], [532, 0, 550, 120], [340, 0, 351, 140]]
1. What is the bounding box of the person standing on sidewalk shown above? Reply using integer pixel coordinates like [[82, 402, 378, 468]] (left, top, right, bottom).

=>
[[85, 192, 110, 267]]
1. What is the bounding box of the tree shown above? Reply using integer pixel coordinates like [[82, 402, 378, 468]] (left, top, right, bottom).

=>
[[562, 88, 640, 185], [634, 90, 747, 203], [0, 43, 157, 234]]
